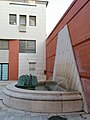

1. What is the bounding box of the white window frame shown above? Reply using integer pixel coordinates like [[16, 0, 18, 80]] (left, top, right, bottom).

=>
[[0, 40, 9, 50], [9, 14, 17, 25], [19, 15, 26, 26], [29, 62, 36, 72], [19, 40, 36, 53], [29, 16, 36, 26]]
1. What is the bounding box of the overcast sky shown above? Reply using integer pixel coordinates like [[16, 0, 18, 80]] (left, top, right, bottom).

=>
[[46, 0, 74, 36]]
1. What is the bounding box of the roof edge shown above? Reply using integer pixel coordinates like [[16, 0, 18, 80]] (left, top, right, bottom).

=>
[[36, 0, 48, 7]]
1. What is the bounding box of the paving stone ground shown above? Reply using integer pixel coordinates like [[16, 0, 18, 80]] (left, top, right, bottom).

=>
[[0, 85, 90, 120]]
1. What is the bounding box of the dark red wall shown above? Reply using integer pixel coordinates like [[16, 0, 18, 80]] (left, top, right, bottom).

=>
[[46, 0, 90, 112], [46, 35, 57, 79], [9, 40, 19, 80]]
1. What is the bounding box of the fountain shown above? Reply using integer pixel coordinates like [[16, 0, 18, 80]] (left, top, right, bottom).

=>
[[3, 74, 83, 113], [2, 25, 83, 113]]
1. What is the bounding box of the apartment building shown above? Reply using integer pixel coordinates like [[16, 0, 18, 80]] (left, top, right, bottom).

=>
[[0, 0, 48, 81]]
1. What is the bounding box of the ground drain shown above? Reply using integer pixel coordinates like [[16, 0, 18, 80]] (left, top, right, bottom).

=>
[[48, 116, 67, 120]]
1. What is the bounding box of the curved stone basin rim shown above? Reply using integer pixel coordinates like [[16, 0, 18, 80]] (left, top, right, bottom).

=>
[[3, 83, 82, 101], [2, 82, 83, 113]]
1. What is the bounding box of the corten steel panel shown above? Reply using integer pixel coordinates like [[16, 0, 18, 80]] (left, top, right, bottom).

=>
[[46, 72, 53, 80], [46, 36, 57, 59], [46, 0, 89, 80], [46, 0, 88, 45], [68, 3, 90, 46], [81, 78, 90, 112], [9, 40, 19, 80], [74, 40, 90, 79], [46, 56, 55, 72]]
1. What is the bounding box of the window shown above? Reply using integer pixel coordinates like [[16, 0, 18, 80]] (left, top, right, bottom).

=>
[[20, 15, 26, 26], [9, 14, 17, 25], [0, 64, 8, 81], [19, 15, 26, 32], [29, 62, 36, 71], [0, 40, 9, 50], [19, 40, 36, 53], [29, 16, 36, 26]]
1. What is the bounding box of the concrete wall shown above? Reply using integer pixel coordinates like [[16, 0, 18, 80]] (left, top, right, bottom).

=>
[[0, 1, 46, 39], [0, 50, 9, 63], [0, 0, 47, 80], [46, 0, 90, 112]]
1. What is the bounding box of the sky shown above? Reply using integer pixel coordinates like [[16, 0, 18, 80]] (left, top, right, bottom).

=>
[[46, 0, 74, 36]]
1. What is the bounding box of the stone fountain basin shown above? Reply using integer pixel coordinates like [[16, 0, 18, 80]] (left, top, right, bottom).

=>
[[3, 81, 83, 113]]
